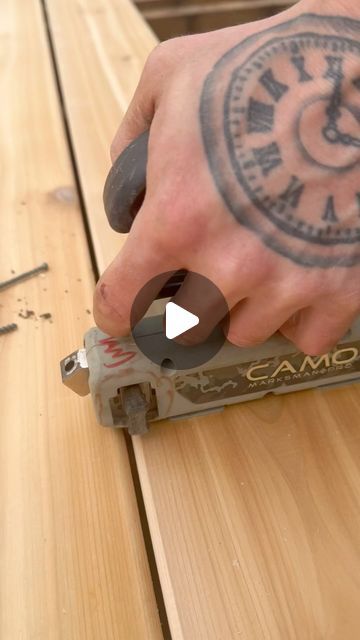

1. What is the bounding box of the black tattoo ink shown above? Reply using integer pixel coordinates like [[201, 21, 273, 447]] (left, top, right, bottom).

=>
[[322, 196, 339, 223], [200, 14, 360, 267], [247, 98, 274, 133], [278, 176, 304, 213], [324, 56, 344, 83], [259, 69, 289, 101], [291, 56, 313, 82], [253, 142, 282, 176]]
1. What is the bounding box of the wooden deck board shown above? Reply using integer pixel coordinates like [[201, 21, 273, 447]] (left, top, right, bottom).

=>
[[45, 0, 157, 269], [45, 0, 360, 638], [0, 1, 162, 638], [134, 391, 360, 638]]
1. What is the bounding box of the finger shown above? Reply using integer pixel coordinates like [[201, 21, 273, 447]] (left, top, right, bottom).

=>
[[169, 241, 278, 345], [170, 271, 231, 345], [280, 305, 359, 355], [226, 295, 302, 348], [93, 207, 178, 336]]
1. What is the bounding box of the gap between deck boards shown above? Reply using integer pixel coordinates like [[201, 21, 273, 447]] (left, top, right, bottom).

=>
[[39, 1, 172, 637]]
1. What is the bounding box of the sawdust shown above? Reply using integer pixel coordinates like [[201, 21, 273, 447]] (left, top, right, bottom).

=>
[[18, 310, 35, 319], [17, 309, 53, 323]]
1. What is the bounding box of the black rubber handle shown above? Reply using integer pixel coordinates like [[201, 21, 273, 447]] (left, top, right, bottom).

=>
[[103, 131, 186, 298], [103, 130, 149, 233]]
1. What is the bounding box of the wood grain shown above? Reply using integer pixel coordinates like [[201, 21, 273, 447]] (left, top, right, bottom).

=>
[[0, 1, 162, 638], [141, 0, 292, 20], [135, 0, 295, 40], [135, 0, 295, 41], [135, 391, 360, 638], [45, 0, 157, 270], [135, 0, 293, 6], [45, 0, 360, 638]]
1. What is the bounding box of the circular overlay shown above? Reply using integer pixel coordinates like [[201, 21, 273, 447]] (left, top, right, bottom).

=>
[[200, 15, 360, 267], [130, 272, 230, 370]]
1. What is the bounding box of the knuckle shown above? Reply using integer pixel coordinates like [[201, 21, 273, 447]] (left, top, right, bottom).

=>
[[145, 41, 174, 71], [151, 36, 186, 57], [277, 279, 317, 308], [144, 36, 195, 79], [277, 268, 328, 300], [149, 195, 202, 253], [150, 229, 175, 257], [145, 44, 163, 68], [226, 244, 274, 287]]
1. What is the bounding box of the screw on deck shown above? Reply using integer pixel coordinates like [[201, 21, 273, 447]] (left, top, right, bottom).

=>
[[0, 323, 18, 335], [0, 262, 49, 292]]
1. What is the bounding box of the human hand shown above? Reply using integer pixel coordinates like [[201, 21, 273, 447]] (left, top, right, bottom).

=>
[[94, 0, 360, 356]]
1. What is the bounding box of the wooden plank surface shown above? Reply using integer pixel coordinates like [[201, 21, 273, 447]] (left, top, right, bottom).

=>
[[140, 0, 292, 20], [134, 0, 296, 36], [135, 0, 293, 6], [135, 392, 360, 638], [45, 0, 157, 270], [0, 1, 162, 638], [45, 0, 360, 638]]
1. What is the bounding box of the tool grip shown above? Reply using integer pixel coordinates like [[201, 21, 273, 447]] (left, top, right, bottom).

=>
[[103, 131, 186, 298], [103, 130, 149, 233]]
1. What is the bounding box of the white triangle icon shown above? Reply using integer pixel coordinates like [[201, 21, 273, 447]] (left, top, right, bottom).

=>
[[165, 302, 199, 340]]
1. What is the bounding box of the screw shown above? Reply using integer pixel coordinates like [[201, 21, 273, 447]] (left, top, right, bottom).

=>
[[0, 262, 49, 292], [0, 323, 18, 335]]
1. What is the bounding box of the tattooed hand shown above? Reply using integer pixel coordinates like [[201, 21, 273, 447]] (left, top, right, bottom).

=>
[[94, 0, 360, 356]]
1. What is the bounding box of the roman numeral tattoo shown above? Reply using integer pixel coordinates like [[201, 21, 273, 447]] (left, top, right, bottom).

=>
[[247, 98, 274, 133], [324, 56, 344, 83], [253, 142, 282, 176], [291, 56, 313, 82], [322, 196, 339, 223], [278, 176, 305, 212], [259, 69, 289, 102]]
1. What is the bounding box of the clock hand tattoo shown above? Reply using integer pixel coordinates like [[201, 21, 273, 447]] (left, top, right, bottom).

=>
[[200, 14, 360, 267], [324, 128, 360, 147], [323, 54, 344, 135], [323, 59, 360, 147]]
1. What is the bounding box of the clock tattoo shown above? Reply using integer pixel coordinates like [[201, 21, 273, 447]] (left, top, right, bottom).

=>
[[200, 14, 360, 267]]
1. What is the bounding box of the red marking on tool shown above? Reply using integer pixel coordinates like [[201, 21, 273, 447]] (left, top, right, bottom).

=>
[[99, 337, 136, 368]]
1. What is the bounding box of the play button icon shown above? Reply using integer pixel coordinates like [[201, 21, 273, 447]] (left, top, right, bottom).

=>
[[130, 271, 230, 370], [165, 302, 199, 340]]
